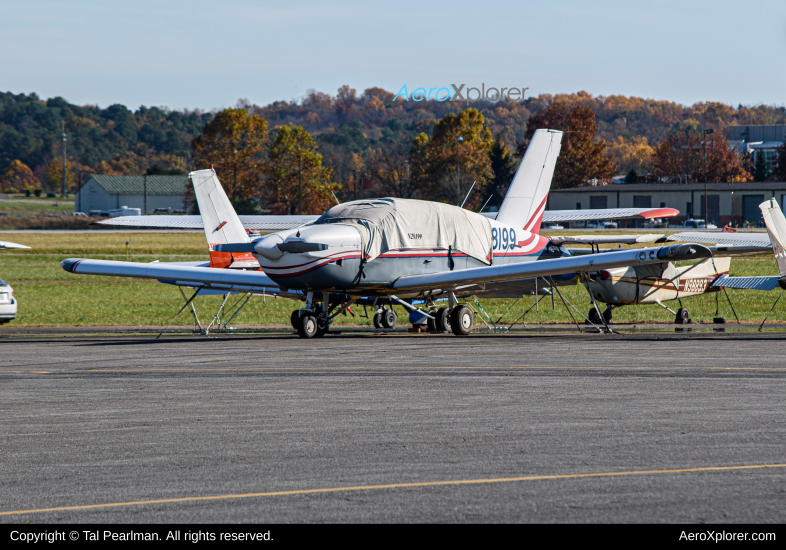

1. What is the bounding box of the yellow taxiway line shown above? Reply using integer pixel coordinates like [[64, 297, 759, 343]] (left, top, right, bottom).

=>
[[2, 463, 785, 516]]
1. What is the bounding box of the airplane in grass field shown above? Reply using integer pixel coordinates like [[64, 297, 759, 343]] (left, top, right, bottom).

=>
[[62, 129, 714, 338], [0, 241, 30, 251], [465, 229, 773, 326]]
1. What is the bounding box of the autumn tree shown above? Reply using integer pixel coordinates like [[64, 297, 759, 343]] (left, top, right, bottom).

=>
[[368, 148, 414, 199], [653, 129, 749, 183], [192, 108, 269, 202], [265, 125, 338, 215], [607, 136, 655, 175], [409, 108, 493, 206], [518, 102, 616, 188], [45, 157, 75, 193], [1, 160, 39, 192], [486, 138, 517, 209]]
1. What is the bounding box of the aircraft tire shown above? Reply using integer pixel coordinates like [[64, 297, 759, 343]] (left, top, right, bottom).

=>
[[296, 314, 318, 338], [315, 325, 327, 337], [435, 307, 451, 332], [373, 312, 383, 329], [587, 307, 601, 324], [450, 305, 473, 336], [381, 308, 397, 329], [603, 307, 612, 324], [675, 308, 690, 324], [426, 310, 438, 332], [290, 310, 300, 330]]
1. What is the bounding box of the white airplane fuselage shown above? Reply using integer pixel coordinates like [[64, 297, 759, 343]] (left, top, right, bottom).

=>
[[585, 256, 730, 306], [252, 216, 556, 296]]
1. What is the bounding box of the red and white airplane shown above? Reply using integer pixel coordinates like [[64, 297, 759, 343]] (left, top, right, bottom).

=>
[[63, 129, 708, 338]]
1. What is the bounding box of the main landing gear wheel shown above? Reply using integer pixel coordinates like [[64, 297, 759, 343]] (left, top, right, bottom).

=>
[[426, 310, 438, 332], [603, 307, 612, 324], [373, 311, 383, 329], [290, 310, 300, 330], [675, 307, 690, 324], [381, 308, 397, 329], [450, 305, 473, 336], [296, 314, 318, 338], [435, 307, 451, 333], [587, 307, 601, 325]]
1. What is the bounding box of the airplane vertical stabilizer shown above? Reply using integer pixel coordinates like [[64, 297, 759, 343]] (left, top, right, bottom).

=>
[[760, 198, 786, 276], [190, 169, 255, 268], [191, 169, 250, 246], [495, 129, 562, 234]]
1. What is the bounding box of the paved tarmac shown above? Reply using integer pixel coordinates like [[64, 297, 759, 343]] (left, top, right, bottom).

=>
[[0, 330, 784, 523]]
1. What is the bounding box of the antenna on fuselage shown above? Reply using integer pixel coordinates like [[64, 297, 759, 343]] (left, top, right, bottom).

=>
[[460, 181, 476, 209]]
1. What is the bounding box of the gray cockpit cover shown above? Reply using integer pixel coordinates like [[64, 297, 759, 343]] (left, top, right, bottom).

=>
[[313, 198, 493, 264]]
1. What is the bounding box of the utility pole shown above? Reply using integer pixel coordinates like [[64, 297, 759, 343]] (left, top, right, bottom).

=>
[[456, 135, 463, 180], [143, 173, 147, 214], [61, 121, 67, 198], [77, 169, 82, 212], [704, 128, 714, 224], [298, 152, 302, 215]]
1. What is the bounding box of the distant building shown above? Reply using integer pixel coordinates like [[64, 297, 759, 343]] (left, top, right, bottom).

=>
[[727, 125, 786, 177], [548, 181, 786, 227], [75, 175, 188, 214]]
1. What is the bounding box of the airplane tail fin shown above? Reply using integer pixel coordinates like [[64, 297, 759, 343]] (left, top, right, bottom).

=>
[[760, 198, 786, 276], [495, 129, 562, 234], [189, 168, 256, 269]]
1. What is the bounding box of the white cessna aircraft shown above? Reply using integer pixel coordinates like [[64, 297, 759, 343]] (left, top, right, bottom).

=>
[[62, 129, 710, 338]]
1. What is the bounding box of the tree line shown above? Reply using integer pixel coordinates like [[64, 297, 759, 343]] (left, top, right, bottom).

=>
[[2, 88, 786, 208]]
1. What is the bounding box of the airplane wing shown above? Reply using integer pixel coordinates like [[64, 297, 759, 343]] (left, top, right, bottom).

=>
[[482, 207, 679, 222], [550, 234, 664, 246], [665, 231, 771, 247], [93, 214, 320, 231], [60, 259, 303, 299], [391, 244, 711, 293], [543, 207, 679, 222], [711, 274, 785, 291], [0, 240, 31, 250]]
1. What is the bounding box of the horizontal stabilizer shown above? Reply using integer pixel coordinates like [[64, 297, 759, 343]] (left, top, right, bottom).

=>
[[712, 274, 784, 291], [94, 214, 320, 231]]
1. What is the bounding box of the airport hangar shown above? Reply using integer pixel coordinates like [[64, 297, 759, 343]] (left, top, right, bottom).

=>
[[74, 174, 188, 214]]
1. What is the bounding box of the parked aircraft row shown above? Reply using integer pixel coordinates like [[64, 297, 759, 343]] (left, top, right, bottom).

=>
[[60, 129, 783, 337]]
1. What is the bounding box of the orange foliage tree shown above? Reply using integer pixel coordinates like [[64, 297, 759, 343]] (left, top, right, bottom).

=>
[[192, 108, 269, 202], [1, 160, 39, 192], [265, 125, 338, 215], [653, 130, 749, 183], [519, 102, 616, 188], [409, 108, 493, 206]]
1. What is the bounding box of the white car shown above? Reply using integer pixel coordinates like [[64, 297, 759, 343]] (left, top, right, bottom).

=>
[[0, 278, 16, 324], [684, 219, 717, 230]]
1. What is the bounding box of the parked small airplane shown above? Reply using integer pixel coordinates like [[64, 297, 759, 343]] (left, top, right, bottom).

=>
[[62, 129, 710, 337], [712, 199, 786, 292], [0, 241, 30, 251]]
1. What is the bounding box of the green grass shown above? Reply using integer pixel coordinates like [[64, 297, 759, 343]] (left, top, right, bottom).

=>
[[0, 202, 75, 215], [0, 231, 783, 327]]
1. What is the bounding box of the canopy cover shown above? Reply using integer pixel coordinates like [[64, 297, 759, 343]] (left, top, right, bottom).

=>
[[314, 198, 493, 264]]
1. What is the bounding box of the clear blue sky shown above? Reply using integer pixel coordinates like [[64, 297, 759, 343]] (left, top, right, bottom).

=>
[[2, 0, 784, 111]]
